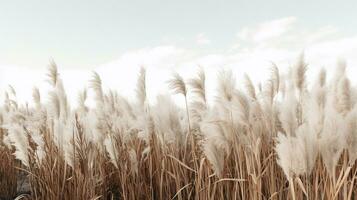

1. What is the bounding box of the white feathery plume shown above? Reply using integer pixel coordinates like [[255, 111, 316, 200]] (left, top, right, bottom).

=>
[[136, 109, 155, 145], [275, 132, 307, 179], [203, 139, 225, 178], [136, 67, 147, 107], [168, 73, 187, 96], [188, 68, 207, 126], [345, 105, 357, 164], [47, 60, 59, 87], [200, 119, 230, 178], [279, 74, 286, 99], [32, 87, 42, 110], [248, 101, 265, 138], [152, 95, 183, 146], [189, 101, 208, 125], [45, 62, 72, 154], [48, 91, 65, 149], [334, 59, 347, 83], [52, 119, 64, 150], [217, 69, 236, 103], [232, 90, 250, 125], [295, 123, 318, 174], [270, 63, 280, 95], [116, 95, 136, 120], [215, 70, 237, 131], [243, 73, 256, 100], [134, 67, 152, 144], [77, 89, 88, 115], [3, 92, 10, 112], [103, 135, 118, 168], [8, 85, 17, 98], [311, 69, 327, 108], [188, 68, 206, 103], [6, 87, 19, 111], [305, 94, 324, 139], [55, 78, 70, 121], [90, 72, 104, 107], [81, 110, 104, 147], [330, 61, 347, 108], [2, 133, 12, 149], [305, 69, 328, 140], [263, 80, 275, 106], [4, 124, 30, 167], [31, 130, 46, 163], [141, 146, 151, 159], [279, 88, 298, 136], [61, 117, 75, 168], [319, 106, 346, 178], [335, 76, 352, 116], [129, 148, 138, 175], [292, 53, 307, 93], [48, 91, 61, 120]]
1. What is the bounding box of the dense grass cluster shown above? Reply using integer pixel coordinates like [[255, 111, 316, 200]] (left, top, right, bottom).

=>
[[0, 55, 356, 199]]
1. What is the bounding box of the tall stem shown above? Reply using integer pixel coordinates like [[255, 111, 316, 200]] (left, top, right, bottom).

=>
[[184, 97, 191, 134]]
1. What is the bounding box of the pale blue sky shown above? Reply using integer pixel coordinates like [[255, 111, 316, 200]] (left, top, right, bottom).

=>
[[0, 0, 356, 68]]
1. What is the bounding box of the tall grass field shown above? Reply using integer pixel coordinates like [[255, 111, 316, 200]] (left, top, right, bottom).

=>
[[0, 55, 356, 199]]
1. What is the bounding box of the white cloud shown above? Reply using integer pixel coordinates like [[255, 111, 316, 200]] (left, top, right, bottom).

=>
[[303, 26, 339, 44], [1, 17, 357, 107], [94, 46, 189, 104], [196, 33, 211, 45], [0, 65, 91, 107], [234, 17, 357, 74], [238, 17, 297, 42]]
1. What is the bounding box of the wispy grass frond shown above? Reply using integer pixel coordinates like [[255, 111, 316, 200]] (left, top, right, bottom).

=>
[[32, 87, 41, 109], [276, 133, 306, 179], [168, 72, 187, 96], [77, 89, 88, 114], [345, 106, 357, 164], [243, 73, 256, 100], [188, 68, 206, 102], [336, 76, 352, 115], [270, 62, 280, 95], [136, 67, 147, 106], [90, 71, 104, 106], [217, 69, 235, 102], [292, 53, 308, 92], [47, 60, 59, 87], [3, 124, 30, 167]]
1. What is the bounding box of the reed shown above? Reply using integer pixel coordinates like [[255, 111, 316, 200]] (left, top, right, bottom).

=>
[[0, 56, 356, 199]]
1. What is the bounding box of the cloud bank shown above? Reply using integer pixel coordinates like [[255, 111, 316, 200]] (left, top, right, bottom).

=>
[[1, 17, 356, 106]]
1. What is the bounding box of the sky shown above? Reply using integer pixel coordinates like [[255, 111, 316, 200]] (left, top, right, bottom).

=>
[[0, 0, 357, 106]]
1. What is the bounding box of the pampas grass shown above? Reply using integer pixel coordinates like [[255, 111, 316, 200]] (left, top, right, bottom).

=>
[[1, 55, 357, 199]]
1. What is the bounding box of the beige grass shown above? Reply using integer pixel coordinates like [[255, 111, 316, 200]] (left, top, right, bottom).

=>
[[0, 55, 356, 199]]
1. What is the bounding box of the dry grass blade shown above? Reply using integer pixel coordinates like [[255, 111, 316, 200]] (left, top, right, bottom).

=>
[[295, 177, 307, 197], [170, 183, 192, 200], [167, 154, 197, 173], [333, 166, 352, 198], [213, 178, 246, 184]]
